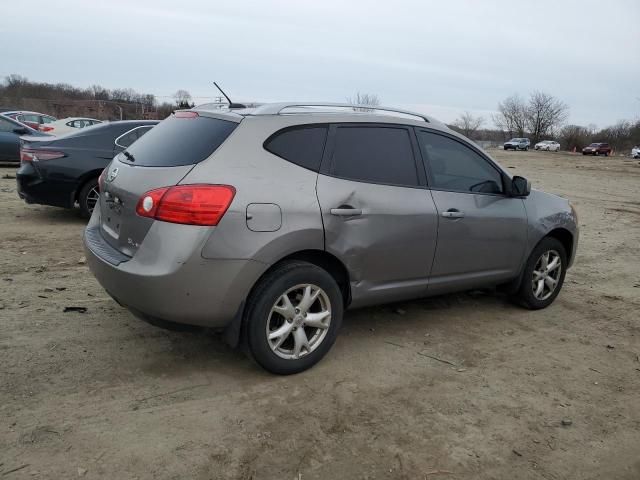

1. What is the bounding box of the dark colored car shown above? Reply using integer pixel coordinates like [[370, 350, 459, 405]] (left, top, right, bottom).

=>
[[582, 143, 611, 156], [17, 120, 158, 217], [3, 110, 57, 132], [0, 114, 51, 163]]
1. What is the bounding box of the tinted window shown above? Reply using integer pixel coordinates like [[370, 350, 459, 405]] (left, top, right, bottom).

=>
[[42, 116, 55, 124], [0, 117, 16, 132], [124, 114, 237, 167], [418, 131, 504, 194], [116, 129, 139, 148], [330, 126, 418, 186], [21, 114, 40, 124], [265, 126, 327, 171]]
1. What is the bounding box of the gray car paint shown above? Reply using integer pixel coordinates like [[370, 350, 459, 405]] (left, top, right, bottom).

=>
[[85, 105, 578, 330], [317, 173, 439, 307], [426, 190, 528, 295]]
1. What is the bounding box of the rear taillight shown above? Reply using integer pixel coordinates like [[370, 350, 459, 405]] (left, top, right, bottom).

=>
[[136, 185, 235, 226], [39, 126, 54, 132], [20, 148, 65, 162], [98, 169, 106, 192]]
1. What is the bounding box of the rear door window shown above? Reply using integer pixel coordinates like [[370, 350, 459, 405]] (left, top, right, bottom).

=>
[[264, 125, 327, 171], [329, 125, 419, 187], [21, 114, 40, 124], [123, 113, 237, 167]]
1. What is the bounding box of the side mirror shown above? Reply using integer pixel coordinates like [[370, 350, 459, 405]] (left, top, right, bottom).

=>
[[511, 176, 531, 197], [13, 127, 28, 135]]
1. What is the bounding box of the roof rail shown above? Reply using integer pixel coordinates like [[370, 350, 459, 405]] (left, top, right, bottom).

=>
[[250, 102, 432, 123]]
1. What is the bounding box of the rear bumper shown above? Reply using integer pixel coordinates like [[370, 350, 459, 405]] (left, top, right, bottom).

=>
[[16, 162, 75, 208], [83, 212, 268, 328]]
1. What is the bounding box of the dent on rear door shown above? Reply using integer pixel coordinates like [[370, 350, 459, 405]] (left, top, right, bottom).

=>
[[316, 175, 439, 306]]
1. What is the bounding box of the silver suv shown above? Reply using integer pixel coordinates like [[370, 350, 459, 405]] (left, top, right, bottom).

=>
[[84, 103, 578, 374]]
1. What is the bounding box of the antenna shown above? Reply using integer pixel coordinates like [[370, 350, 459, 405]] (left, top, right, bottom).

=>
[[213, 82, 246, 109]]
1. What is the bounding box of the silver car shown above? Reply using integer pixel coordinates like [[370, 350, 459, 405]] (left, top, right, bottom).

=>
[[84, 103, 579, 374]]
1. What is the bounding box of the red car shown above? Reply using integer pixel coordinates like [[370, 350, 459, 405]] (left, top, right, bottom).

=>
[[582, 142, 611, 156], [2, 110, 57, 132]]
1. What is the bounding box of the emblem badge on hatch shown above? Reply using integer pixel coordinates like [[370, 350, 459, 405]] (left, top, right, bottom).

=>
[[107, 167, 119, 183]]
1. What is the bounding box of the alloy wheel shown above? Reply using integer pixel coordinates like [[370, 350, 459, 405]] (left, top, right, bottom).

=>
[[531, 250, 562, 301], [266, 284, 332, 360], [86, 186, 100, 214]]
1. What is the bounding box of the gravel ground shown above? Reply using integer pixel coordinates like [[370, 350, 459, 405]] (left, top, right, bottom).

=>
[[1, 150, 639, 479]]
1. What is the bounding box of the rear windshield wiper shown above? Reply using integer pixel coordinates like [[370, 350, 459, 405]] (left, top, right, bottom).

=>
[[123, 151, 135, 162]]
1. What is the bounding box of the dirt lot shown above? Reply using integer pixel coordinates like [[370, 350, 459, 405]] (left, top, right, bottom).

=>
[[1, 150, 639, 479]]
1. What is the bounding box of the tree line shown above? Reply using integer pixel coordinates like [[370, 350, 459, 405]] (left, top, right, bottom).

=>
[[453, 91, 639, 153], [2, 76, 637, 152], [0, 74, 193, 120]]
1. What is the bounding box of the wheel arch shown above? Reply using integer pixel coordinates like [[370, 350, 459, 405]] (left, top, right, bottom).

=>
[[224, 249, 352, 348], [546, 227, 573, 261], [502, 227, 575, 295], [73, 169, 103, 203]]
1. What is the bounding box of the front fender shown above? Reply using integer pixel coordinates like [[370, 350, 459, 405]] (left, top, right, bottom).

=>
[[523, 189, 578, 265]]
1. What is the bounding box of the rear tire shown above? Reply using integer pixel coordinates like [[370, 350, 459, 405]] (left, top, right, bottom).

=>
[[245, 261, 343, 375], [78, 178, 100, 219], [513, 237, 567, 310]]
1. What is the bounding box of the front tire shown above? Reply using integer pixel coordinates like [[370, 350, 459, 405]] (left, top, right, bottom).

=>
[[513, 237, 567, 310], [245, 261, 343, 374], [78, 178, 100, 219]]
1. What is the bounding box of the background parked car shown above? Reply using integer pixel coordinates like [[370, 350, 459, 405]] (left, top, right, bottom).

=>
[[2, 110, 57, 132], [534, 140, 560, 151], [45, 117, 103, 136], [17, 120, 158, 217], [504, 138, 530, 151], [582, 142, 611, 156], [0, 114, 51, 163], [631, 146, 639, 159]]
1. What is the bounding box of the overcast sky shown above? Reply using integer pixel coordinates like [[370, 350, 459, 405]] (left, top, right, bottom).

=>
[[2, 0, 639, 127]]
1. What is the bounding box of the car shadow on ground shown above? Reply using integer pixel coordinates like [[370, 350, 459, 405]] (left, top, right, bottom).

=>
[[116, 288, 518, 379], [17, 204, 87, 225]]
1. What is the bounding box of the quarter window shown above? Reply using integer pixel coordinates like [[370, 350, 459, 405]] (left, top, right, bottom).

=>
[[115, 129, 139, 148], [417, 131, 504, 194], [264, 126, 327, 172], [330, 126, 418, 186]]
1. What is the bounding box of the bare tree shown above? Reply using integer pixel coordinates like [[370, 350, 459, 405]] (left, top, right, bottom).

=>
[[174, 89, 193, 109], [453, 111, 485, 139], [493, 94, 528, 138], [347, 92, 380, 111], [525, 91, 569, 144]]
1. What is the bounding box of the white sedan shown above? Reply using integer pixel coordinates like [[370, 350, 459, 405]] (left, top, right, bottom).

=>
[[534, 140, 560, 152], [46, 117, 103, 136]]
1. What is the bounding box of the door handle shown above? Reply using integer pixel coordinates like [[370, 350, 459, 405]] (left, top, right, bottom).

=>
[[441, 209, 465, 219], [331, 207, 362, 216]]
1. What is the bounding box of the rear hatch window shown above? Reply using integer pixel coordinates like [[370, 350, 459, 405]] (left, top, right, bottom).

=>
[[120, 112, 237, 167]]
